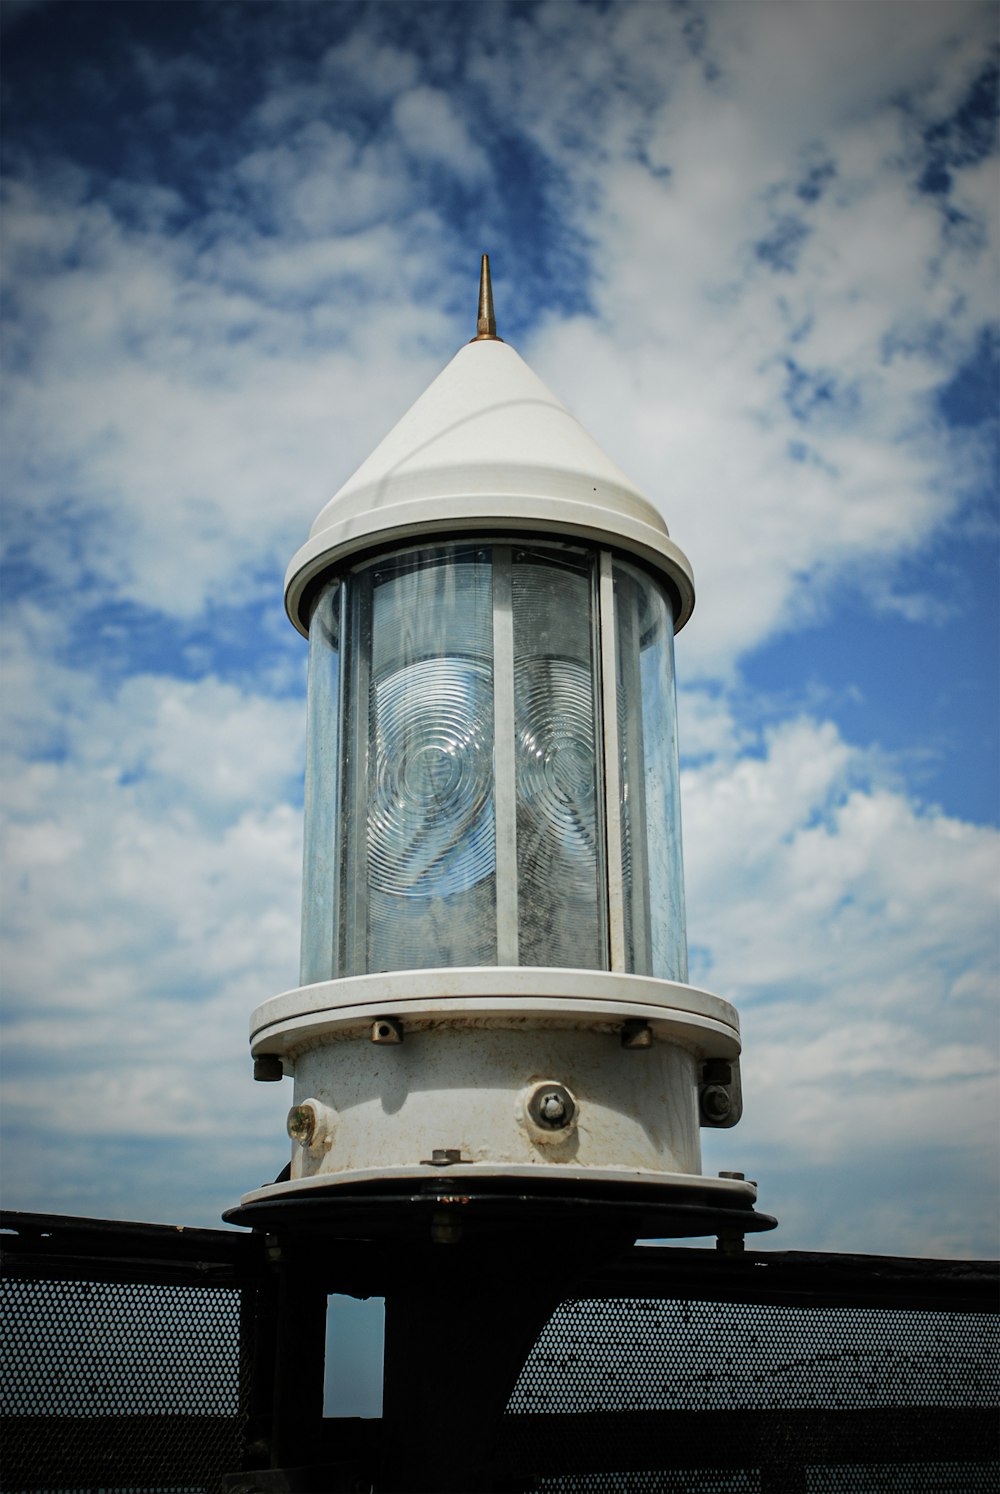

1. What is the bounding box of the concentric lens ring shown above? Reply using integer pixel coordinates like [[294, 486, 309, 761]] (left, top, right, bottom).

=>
[[516, 657, 598, 880], [369, 656, 495, 897]]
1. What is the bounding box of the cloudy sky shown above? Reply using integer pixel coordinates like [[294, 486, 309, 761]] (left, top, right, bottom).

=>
[[1, 0, 997, 1260]]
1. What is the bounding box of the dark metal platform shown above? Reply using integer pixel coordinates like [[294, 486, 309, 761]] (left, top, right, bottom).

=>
[[2, 1209, 997, 1493], [223, 1173, 778, 1249]]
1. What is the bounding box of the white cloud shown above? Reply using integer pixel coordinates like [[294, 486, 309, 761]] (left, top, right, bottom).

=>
[[684, 716, 999, 994], [1, 173, 456, 617], [234, 122, 412, 237], [4, 3, 993, 667], [677, 687, 754, 763], [0, 1, 995, 1254], [392, 86, 491, 183], [527, 137, 994, 671], [320, 32, 420, 101], [131, 43, 218, 99], [0, 657, 304, 1217], [706, 1, 993, 140], [684, 714, 1000, 1254]]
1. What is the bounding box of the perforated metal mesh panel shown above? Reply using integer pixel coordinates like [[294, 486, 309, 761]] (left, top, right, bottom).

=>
[[0, 1274, 249, 1493], [519, 1477, 758, 1493], [503, 1296, 1000, 1492], [3, 1217, 997, 1493]]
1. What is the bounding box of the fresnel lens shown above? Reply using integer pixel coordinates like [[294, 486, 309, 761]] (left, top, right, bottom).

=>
[[240, 257, 771, 1241]]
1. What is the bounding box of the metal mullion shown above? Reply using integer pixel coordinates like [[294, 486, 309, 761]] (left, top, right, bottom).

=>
[[598, 551, 627, 972], [492, 547, 519, 965], [329, 580, 347, 979]]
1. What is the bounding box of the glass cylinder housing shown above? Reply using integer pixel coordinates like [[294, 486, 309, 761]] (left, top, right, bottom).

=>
[[299, 540, 687, 986]]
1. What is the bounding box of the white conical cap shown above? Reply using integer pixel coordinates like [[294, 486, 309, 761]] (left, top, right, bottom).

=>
[[285, 319, 694, 635]]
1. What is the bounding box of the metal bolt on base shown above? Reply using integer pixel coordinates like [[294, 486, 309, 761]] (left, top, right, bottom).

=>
[[527, 1083, 577, 1132], [701, 1084, 733, 1124]]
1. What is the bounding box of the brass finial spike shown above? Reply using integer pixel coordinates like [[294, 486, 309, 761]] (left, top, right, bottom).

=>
[[473, 253, 502, 341]]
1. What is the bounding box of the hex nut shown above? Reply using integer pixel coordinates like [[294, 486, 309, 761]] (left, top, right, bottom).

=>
[[526, 1082, 577, 1133], [253, 1055, 283, 1082], [700, 1084, 733, 1124]]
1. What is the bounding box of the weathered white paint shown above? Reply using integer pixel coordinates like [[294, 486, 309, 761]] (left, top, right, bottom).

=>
[[248, 970, 744, 1192], [250, 969, 741, 1062], [276, 1027, 701, 1184], [250, 320, 758, 1219], [284, 339, 694, 635], [242, 1165, 757, 1206]]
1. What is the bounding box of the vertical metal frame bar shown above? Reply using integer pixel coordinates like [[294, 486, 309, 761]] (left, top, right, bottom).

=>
[[299, 584, 338, 988], [598, 550, 627, 972], [492, 546, 519, 965], [329, 581, 347, 980]]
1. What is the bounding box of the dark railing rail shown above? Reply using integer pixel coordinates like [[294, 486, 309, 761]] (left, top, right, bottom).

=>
[[580, 1240, 1000, 1311], [2, 1209, 997, 1493]]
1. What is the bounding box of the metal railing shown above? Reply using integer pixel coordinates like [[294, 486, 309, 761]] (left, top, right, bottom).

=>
[[2, 1209, 997, 1493]]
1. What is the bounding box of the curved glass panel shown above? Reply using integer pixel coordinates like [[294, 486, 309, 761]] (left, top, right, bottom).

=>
[[613, 561, 688, 981], [299, 540, 686, 983], [344, 547, 496, 974], [513, 549, 605, 969], [300, 580, 342, 986], [368, 655, 494, 899]]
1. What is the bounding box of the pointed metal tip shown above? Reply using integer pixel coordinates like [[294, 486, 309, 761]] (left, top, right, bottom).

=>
[[472, 252, 503, 342]]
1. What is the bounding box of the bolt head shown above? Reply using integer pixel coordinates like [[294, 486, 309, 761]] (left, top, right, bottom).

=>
[[527, 1082, 577, 1132], [701, 1084, 733, 1124], [539, 1093, 567, 1123]]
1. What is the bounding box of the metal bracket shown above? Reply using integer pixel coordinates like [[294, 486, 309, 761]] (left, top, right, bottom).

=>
[[371, 1016, 404, 1044], [699, 1056, 743, 1128]]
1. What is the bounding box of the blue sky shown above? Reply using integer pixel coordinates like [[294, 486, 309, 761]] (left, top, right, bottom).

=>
[[1, 0, 997, 1258]]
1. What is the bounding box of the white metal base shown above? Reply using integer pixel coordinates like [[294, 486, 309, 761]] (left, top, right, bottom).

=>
[[241, 1163, 757, 1208], [250, 968, 741, 1060], [247, 972, 745, 1196], [285, 1023, 700, 1184]]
